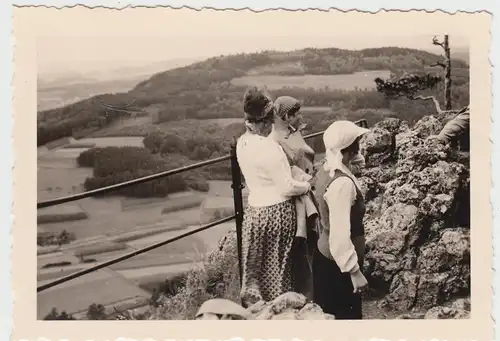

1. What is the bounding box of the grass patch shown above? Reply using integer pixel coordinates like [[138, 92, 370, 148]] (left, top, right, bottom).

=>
[[110, 226, 187, 244], [120, 197, 172, 210], [161, 195, 205, 215], [144, 231, 240, 320], [62, 142, 96, 149], [37, 269, 150, 319], [37, 246, 61, 256], [200, 206, 235, 225], [74, 241, 128, 258], [37, 212, 89, 225], [37, 230, 77, 246], [37, 268, 83, 282], [41, 261, 72, 269], [110, 235, 207, 271], [137, 272, 187, 294], [230, 71, 392, 91]]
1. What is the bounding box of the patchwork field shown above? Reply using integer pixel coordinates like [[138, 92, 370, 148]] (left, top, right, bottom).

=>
[[37, 268, 151, 319], [230, 70, 392, 91], [75, 136, 145, 147], [37, 134, 239, 318]]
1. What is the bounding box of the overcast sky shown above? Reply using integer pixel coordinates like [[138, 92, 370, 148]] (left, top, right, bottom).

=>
[[32, 7, 470, 75]]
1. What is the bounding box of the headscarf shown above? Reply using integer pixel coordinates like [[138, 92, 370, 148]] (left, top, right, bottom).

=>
[[242, 87, 274, 132], [323, 120, 370, 180], [274, 96, 301, 120]]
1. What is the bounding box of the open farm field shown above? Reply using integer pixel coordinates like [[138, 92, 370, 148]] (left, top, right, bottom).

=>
[[37, 165, 91, 202], [37, 203, 89, 225], [230, 70, 392, 91], [300, 106, 331, 113], [89, 116, 154, 138], [37, 148, 243, 318], [75, 136, 145, 148], [92, 117, 243, 138], [117, 262, 204, 284], [109, 237, 206, 271], [37, 268, 150, 319], [38, 197, 203, 241]]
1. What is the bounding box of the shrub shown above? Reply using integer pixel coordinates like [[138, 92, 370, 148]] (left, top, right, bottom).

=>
[[37, 211, 89, 225], [87, 303, 107, 320], [37, 230, 77, 246], [43, 308, 76, 320], [41, 261, 72, 268], [74, 242, 128, 257], [146, 237, 240, 320]]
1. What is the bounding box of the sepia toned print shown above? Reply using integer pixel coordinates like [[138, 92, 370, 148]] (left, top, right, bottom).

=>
[[12, 6, 492, 341]]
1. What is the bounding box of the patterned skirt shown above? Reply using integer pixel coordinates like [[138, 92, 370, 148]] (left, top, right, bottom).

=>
[[240, 200, 297, 307]]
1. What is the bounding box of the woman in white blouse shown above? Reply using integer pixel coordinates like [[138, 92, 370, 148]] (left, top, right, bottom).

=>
[[312, 120, 370, 319], [236, 87, 312, 307]]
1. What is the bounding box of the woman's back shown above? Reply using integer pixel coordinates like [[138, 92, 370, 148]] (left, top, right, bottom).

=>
[[236, 132, 309, 208]]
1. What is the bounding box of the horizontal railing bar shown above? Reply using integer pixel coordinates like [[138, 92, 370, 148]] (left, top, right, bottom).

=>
[[37, 154, 231, 209], [303, 130, 324, 140], [303, 119, 366, 140], [37, 214, 237, 293]]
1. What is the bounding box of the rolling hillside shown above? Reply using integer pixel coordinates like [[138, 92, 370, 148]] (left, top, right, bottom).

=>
[[37, 46, 469, 147]]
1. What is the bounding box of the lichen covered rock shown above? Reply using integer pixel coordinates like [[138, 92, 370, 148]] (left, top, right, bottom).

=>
[[361, 116, 470, 315]]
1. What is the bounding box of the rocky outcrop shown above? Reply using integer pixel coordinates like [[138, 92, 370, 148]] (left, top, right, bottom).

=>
[[196, 292, 334, 320], [360, 115, 470, 313], [397, 297, 471, 319]]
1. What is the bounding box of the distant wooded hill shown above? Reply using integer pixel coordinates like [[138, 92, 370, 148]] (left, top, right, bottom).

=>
[[37, 46, 469, 147]]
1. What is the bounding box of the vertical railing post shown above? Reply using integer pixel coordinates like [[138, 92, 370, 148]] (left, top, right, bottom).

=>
[[230, 140, 244, 285]]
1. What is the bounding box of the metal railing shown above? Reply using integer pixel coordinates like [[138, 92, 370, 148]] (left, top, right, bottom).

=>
[[36, 119, 367, 294]]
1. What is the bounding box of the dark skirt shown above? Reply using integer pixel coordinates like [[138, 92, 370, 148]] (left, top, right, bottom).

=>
[[240, 200, 297, 307], [290, 217, 319, 301], [312, 247, 363, 320]]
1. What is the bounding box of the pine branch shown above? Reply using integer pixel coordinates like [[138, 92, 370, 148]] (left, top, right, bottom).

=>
[[430, 62, 446, 68], [412, 95, 443, 114], [432, 36, 445, 48]]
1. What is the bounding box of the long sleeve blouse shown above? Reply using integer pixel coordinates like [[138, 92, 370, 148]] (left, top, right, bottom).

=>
[[236, 132, 311, 207], [323, 166, 360, 274]]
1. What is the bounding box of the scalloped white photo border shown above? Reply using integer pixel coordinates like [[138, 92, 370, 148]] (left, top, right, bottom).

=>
[[2, 1, 498, 340]]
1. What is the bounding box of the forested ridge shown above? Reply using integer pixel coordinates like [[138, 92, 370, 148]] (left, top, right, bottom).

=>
[[39, 46, 469, 199]]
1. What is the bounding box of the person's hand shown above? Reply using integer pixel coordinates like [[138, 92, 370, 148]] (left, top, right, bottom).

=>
[[350, 269, 368, 294], [304, 181, 312, 194]]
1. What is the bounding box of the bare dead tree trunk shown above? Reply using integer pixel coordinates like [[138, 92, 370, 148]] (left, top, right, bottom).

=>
[[432, 34, 453, 111], [443, 35, 452, 110]]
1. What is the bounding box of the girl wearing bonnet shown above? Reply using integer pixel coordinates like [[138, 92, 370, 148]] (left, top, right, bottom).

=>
[[236, 87, 312, 307], [312, 120, 370, 320]]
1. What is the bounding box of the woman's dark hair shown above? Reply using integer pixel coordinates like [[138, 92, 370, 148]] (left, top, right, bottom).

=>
[[243, 86, 273, 122], [341, 137, 361, 155]]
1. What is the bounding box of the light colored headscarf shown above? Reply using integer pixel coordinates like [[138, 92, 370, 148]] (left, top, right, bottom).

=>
[[273, 96, 307, 132], [274, 96, 301, 119], [323, 120, 370, 178]]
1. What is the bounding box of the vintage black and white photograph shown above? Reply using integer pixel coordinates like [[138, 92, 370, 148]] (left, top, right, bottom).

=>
[[30, 7, 479, 324]]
